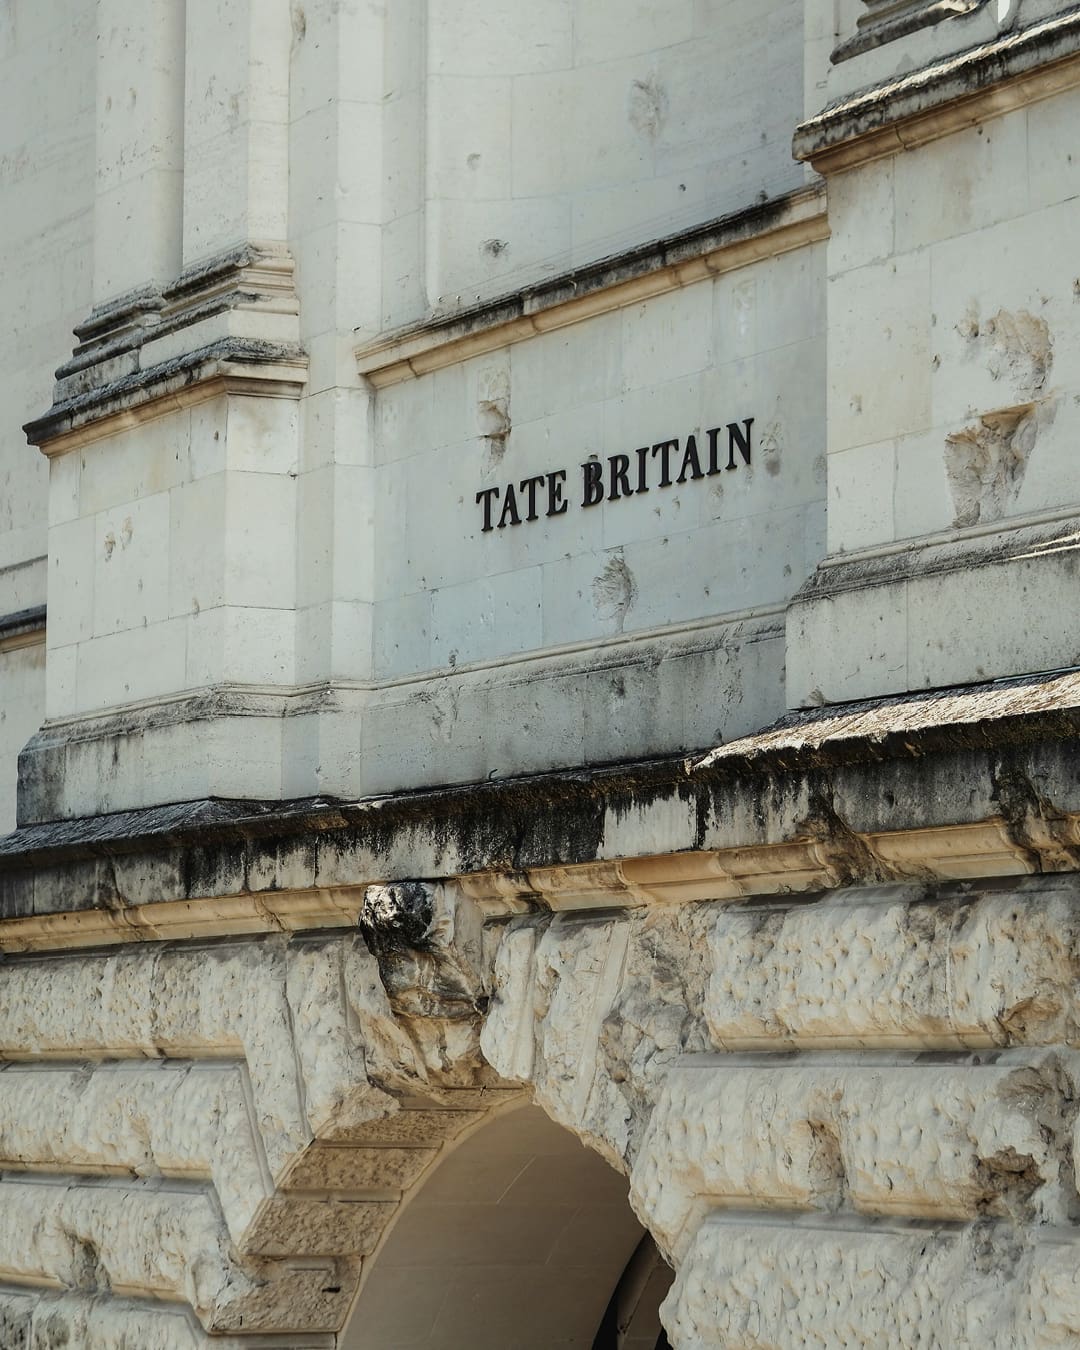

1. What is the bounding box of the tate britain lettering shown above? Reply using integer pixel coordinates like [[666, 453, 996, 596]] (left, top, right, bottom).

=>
[[474, 416, 755, 531]]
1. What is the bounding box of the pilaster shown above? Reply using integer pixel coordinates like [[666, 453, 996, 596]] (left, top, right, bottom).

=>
[[786, 2, 1080, 705]]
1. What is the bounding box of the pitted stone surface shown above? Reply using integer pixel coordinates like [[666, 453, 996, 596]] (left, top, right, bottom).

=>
[[2, 881, 1080, 1343], [0, 1291, 207, 1349], [0, 1178, 236, 1312], [243, 1196, 393, 1256], [483, 913, 635, 1168], [664, 1218, 1054, 1348], [283, 1143, 437, 1193], [0, 1063, 266, 1241], [632, 1052, 1079, 1260], [707, 887, 1080, 1050], [0, 933, 478, 1337]]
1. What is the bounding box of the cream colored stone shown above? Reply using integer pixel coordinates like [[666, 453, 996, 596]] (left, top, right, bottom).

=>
[[706, 887, 1080, 1050], [243, 1196, 394, 1257], [0, 1177, 236, 1310], [0, 1062, 266, 1241], [664, 1217, 1044, 1348], [632, 1051, 1078, 1261], [0, 938, 414, 1184], [283, 1143, 437, 1193], [483, 913, 634, 1167], [0, 1291, 206, 1350]]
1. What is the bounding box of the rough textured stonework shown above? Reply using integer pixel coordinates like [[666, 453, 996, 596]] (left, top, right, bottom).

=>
[[0, 863, 1078, 1342], [7, 0, 1080, 1344]]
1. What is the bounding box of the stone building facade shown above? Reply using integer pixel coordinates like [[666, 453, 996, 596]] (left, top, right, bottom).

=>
[[3, 0, 1080, 1344]]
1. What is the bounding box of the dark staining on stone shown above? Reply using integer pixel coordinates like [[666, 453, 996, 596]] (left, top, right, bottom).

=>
[[989, 761, 1080, 872], [24, 337, 307, 448], [798, 9, 1080, 163], [368, 187, 817, 347], [360, 882, 485, 1020], [360, 881, 437, 953], [796, 779, 892, 887], [7, 670, 1080, 921]]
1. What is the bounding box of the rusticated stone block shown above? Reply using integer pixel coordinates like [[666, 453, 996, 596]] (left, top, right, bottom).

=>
[[242, 1195, 395, 1257], [631, 1052, 1078, 1260], [664, 1218, 1049, 1348], [283, 1143, 437, 1193], [707, 887, 1080, 1050], [319, 1107, 484, 1145], [212, 1257, 361, 1335], [24, 1292, 205, 1349]]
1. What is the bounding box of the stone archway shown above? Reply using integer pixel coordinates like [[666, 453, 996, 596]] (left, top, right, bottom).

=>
[[340, 1101, 672, 1350]]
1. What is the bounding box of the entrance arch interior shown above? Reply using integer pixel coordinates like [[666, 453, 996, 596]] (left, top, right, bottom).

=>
[[341, 1102, 672, 1349]]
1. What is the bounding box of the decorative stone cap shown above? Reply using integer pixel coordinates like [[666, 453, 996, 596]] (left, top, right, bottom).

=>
[[797, 7, 1080, 169], [838, 0, 988, 61], [23, 242, 305, 454]]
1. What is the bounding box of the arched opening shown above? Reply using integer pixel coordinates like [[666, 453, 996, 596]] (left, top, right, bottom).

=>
[[341, 1102, 672, 1349]]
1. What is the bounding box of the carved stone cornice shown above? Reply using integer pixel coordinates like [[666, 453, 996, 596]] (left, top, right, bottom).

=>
[[3, 668, 1080, 949], [24, 243, 305, 455], [836, 0, 989, 62], [356, 187, 828, 388], [796, 7, 1080, 171]]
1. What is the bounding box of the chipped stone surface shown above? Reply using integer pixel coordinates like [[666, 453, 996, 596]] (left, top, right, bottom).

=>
[[0, 1061, 266, 1241], [243, 1196, 393, 1257], [0, 1291, 207, 1349], [483, 912, 635, 1167], [10, 0, 1080, 1346], [706, 887, 1080, 1050], [664, 1218, 1055, 1348], [283, 1144, 437, 1193], [0, 875, 1078, 1342], [632, 1052, 1079, 1261]]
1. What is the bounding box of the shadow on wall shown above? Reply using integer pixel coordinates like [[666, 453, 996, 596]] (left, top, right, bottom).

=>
[[340, 1102, 672, 1350]]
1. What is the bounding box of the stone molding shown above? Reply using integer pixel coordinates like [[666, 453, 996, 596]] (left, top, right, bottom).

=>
[[355, 186, 828, 388], [787, 514, 1080, 705], [0, 605, 45, 655], [4, 872, 1080, 1342], [14, 611, 781, 824], [23, 242, 306, 455], [836, 0, 989, 62], [23, 337, 308, 457], [3, 672, 1080, 949], [795, 6, 1080, 170]]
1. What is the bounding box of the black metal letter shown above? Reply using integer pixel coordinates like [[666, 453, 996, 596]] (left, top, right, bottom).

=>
[[547, 470, 568, 516], [608, 454, 632, 501], [726, 418, 753, 470], [497, 483, 522, 527], [581, 460, 605, 507], [635, 445, 650, 494], [676, 433, 704, 483], [519, 474, 546, 522], [476, 487, 500, 532], [651, 439, 679, 488], [705, 426, 723, 475]]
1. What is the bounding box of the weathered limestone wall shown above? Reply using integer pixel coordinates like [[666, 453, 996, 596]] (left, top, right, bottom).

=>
[[0, 868, 1078, 1344], [0, 0, 94, 822], [789, 3, 1080, 703], [486, 881, 1080, 1346], [6, 3, 1080, 1346], [0, 637, 43, 834], [415, 0, 808, 310]]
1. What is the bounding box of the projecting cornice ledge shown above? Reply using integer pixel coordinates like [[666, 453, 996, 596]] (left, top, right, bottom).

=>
[[2, 671, 1080, 949], [23, 338, 308, 457], [795, 6, 1080, 171], [356, 187, 828, 387]]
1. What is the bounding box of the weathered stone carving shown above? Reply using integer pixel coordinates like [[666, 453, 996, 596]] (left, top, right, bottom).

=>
[[836, 0, 988, 60], [359, 880, 487, 1019]]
